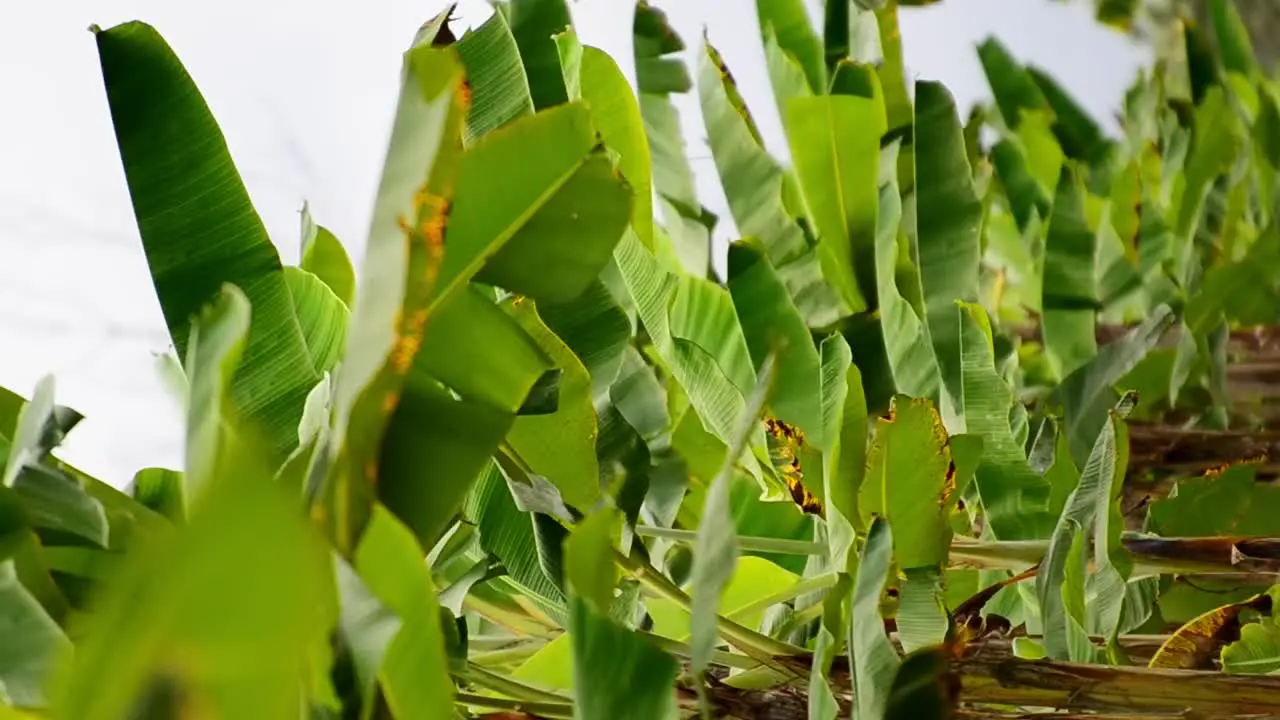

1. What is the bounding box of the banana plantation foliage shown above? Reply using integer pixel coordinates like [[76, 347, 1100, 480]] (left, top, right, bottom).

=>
[[4, 0, 1280, 718]]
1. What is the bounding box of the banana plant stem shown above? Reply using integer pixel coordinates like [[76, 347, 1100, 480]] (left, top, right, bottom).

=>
[[454, 692, 574, 719], [615, 548, 808, 669], [635, 525, 827, 556], [461, 662, 572, 705]]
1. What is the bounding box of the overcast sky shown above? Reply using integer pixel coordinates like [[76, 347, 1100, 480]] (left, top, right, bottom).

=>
[[0, 0, 1149, 487]]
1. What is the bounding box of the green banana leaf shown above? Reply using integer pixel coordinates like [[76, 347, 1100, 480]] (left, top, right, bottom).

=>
[[507, 0, 574, 110], [556, 30, 654, 250], [633, 2, 713, 275], [94, 22, 322, 464], [454, 9, 535, 140], [785, 85, 883, 314], [913, 81, 983, 428], [756, 0, 825, 94], [300, 203, 356, 308], [698, 39, 848, 326]]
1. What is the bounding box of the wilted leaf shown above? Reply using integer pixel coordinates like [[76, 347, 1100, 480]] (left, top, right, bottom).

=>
[[306, 42, 467, 554], [1150, 593, 1272, 670]]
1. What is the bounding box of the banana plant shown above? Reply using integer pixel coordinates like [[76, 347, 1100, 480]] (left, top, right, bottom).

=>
[[3, 1, 1280, 719]]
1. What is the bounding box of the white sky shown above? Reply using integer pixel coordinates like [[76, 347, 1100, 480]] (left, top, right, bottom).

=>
[[0, 0, 1148, 487]]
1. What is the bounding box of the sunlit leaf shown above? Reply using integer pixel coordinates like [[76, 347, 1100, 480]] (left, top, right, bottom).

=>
[[504, 300, 601, 510], [284, 267, 349, 377], [1, 378, 58, 491], [564, 509, 619, 613], [860, 395, 955, 569], [645, 555, 800, 642], [442, 104, 633, 307]]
